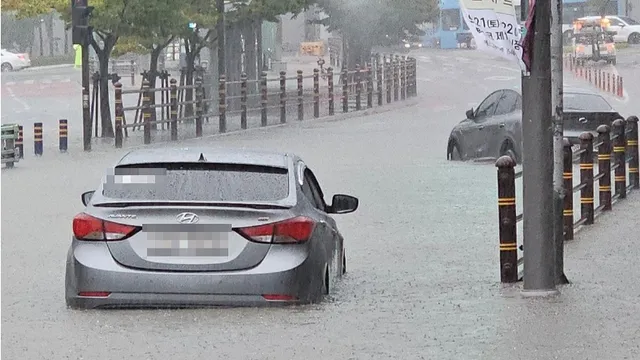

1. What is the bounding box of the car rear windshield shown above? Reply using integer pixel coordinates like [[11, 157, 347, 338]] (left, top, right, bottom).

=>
[[102, 163, 289, 202], [564, 93, 612, 112]]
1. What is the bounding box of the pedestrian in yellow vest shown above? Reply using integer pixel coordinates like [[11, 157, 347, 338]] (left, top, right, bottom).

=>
[[73, 44, 82, 68]]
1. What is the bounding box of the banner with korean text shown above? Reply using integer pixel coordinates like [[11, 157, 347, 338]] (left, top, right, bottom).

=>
[[459, 0, 526, 71]]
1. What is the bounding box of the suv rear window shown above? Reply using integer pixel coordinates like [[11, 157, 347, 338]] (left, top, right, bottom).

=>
[[564, 93, 612, 112], [103, 163, 289, 202]]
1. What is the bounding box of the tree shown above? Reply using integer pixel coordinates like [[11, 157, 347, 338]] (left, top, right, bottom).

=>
[[168, 0, 219, 116], [117, 0, 185, 82], [0, 0, 60, 18], [310, 0, 437, 68], [0, 0, 63, 57], [114, 0, 186, 123]]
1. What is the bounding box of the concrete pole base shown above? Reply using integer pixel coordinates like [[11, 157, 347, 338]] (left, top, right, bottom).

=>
[[521, 289, 560, 298]]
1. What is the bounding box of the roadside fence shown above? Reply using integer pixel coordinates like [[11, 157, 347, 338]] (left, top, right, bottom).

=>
[[564, 54, 624, 98], [495, 116, 639, 283], [111, 54, 417, 148], [0, 54, 417, 162]]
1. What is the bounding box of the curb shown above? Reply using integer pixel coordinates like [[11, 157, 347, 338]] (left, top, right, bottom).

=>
[[23, 64, 74, 71]]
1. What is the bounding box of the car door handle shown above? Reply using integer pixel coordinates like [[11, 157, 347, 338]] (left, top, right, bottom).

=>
[[478, 125, 484, 130], [499, 123, 505, 128]]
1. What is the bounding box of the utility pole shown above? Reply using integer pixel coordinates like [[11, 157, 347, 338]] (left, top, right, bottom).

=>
[[72, 0, 93, 152], [521, 0, 558, 296], [551, 0, 569, 285]]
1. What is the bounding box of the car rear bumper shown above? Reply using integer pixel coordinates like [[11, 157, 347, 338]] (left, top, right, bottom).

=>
[[65, 241, 322, 309]]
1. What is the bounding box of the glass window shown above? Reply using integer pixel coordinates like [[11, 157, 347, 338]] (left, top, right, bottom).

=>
[[305, 169, 326, 210], [103, 163, 290, 202], [441, 9, 461, 31], [495, 91, 520, 115], [619, 16, 639, 25], [563, 93, 613, 112], [475, 91, 503, 119], [300, 174, 319, 208], [608, 17, 625, 26]]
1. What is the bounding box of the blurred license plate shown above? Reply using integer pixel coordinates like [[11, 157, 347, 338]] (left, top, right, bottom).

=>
[[146, 231, 229, 257]]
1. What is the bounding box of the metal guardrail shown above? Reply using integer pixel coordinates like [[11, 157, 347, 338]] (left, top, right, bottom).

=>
[[111, 54, 418, 148], [495, 116, 640, 283]]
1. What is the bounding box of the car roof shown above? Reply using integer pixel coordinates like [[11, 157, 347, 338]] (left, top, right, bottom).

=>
[[117, 147, 295, 169], [563, 87, 601, 95], [579, 15, 618, 19], [505, 86, 599, 96]]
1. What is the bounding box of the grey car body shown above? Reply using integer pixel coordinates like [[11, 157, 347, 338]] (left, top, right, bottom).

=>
[[446, 87, 624, 162], [65, 147, 359, 309]]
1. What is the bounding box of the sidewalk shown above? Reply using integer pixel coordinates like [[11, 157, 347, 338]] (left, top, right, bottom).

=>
[[486, 191, 640, 359]]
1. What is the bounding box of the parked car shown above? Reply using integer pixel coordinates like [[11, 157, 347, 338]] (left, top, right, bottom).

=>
[[65, 147, 359, 309], [577, 15, 640, 44], [446, 87, 625, 163], [0, 49, 31, 72]]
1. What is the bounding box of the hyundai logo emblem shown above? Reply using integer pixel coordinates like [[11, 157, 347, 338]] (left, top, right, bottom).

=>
[[578, 117, 588, 124], [176, 212, 199, 224]]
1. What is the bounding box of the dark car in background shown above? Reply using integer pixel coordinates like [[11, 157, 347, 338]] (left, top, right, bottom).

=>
[[446, 87, 625, 163]]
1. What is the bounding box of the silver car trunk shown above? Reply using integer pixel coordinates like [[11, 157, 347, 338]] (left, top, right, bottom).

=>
[[95, 206, 295, 272]]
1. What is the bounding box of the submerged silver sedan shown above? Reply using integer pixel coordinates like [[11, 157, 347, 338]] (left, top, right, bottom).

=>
[[65, 147, 359, 309]]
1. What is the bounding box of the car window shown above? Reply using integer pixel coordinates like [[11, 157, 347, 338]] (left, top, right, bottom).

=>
[[475, 91, 503, 119], [608, 18, 624, 26], [304, 169, 326, 211], [494, 90, 519, 116], [619, 16, 639, 25], [514, 93, 522, 110], [102, 162, 290, 202], [300, 172, 319, 208], [564, 92, 613, 112]]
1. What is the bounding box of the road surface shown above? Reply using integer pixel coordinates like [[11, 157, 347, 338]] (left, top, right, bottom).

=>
[[2, 49, 640, 359]]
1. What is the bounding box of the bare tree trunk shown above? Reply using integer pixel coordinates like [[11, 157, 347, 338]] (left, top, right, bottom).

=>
[[149, 47, 162, 128], [92, 36, 117, 138]]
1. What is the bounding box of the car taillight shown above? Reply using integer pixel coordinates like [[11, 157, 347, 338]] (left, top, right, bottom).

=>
[[17, 54, 25, 60], [235, 216, 315, 244], [576, 45, 584, 52], [72, 212, 140, 241]]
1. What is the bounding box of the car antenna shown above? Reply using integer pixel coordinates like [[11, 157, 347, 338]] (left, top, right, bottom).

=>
[[198, 153, 207, 162]]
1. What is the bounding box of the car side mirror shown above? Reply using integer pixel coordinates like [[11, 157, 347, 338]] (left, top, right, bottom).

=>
[[327, 194, 359, 214], [81, 190, 95, 206], [466, 108, 475, 120], [620, 24, 625, 28]]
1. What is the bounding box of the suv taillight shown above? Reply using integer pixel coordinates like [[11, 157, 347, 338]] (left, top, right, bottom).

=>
[[235, 216, 316, 244], [72, 213, 140, 241]]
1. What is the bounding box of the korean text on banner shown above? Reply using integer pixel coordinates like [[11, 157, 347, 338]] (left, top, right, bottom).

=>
[[459, 0, 526, 70]]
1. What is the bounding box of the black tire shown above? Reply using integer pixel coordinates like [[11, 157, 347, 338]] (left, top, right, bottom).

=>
[[321, 265, 330, 296], [6, 162, 14, 168], [342, 250, 347, 275], [447, 140, 462, 161], [1, 62, 13, 72], [628, 33, 640, 45]]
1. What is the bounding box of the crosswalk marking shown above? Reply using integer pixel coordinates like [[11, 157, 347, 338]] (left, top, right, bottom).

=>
[[1, 78, 75, 86]]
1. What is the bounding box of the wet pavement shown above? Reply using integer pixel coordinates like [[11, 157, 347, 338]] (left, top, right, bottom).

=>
[[2, 49, 640, 359]]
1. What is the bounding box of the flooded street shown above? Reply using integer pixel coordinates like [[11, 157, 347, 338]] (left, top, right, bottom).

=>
[[2, 49, 640, 359]]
